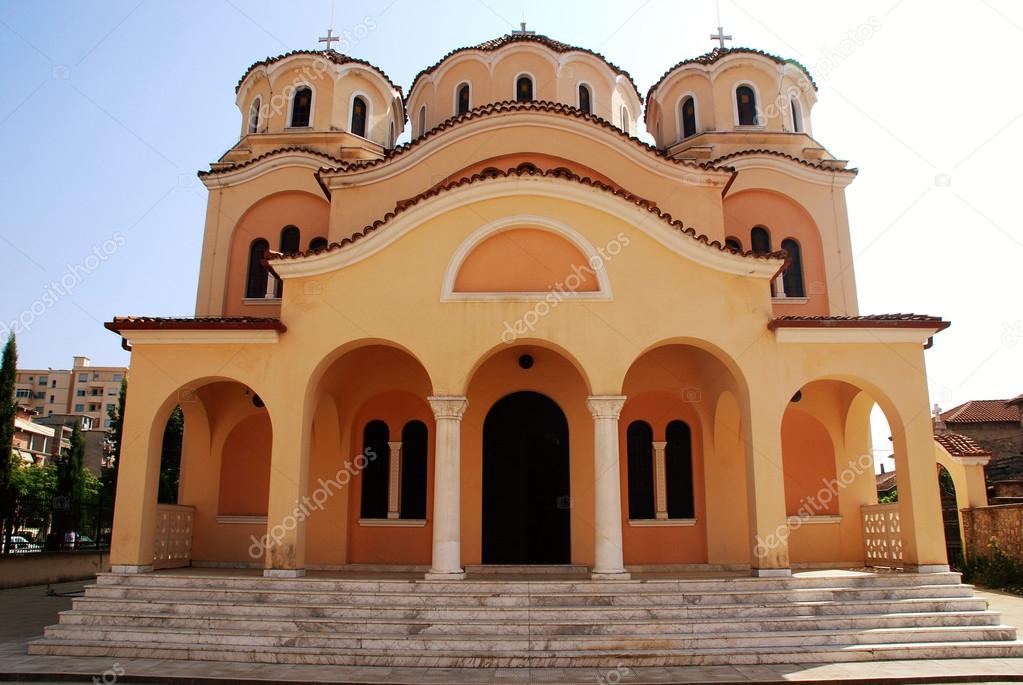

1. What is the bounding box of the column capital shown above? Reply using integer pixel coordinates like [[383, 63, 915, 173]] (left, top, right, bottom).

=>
[[427, 396, 469, 421], [652, 441, 668, 450], [387, 441, 404, 451], [586, 395, 627, 420]]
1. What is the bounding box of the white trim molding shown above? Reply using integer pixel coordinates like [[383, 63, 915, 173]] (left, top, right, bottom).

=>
[[440, 215, 614, 302], [628, 518, 697, 527], [359, 518, 427, 527], [122, 330, 281, 346], [786, 515, 842, 526], [216, 515, 268, 525]]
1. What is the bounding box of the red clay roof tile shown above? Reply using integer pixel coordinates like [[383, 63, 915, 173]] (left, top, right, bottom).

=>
[[941, 399, 1020, 424], [647, 47, 817, 102], [768, 314, 950, 330], [235, 49, 403, 97], [709, 149, 857, 175], [105, 317, 286, 332], [934, 431, 993, 457]]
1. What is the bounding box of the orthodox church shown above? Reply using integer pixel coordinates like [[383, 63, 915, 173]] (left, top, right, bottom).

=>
[[31, 27, 1023, 667]]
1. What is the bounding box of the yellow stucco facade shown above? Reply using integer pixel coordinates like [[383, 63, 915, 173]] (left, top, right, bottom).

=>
[[106, 36, 953, 579]]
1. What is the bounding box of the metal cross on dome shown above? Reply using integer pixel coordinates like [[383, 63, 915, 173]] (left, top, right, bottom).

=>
[[319, 28, 339, 51], [512, 21, 535, 36], [710, 25, 732, 49]]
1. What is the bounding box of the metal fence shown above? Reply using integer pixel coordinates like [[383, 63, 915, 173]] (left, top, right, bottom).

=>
[[2, 497, 113, 555]]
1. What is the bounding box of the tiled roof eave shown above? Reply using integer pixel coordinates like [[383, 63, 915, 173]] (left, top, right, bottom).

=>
[[768, 315, 950, 331], [709, 149, 858, 175], [105, 317, 286, 333], [647, 47, 818, 102], [199, 146, 347, 178]]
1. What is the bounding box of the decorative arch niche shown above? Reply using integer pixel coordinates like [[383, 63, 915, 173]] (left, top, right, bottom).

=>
[[442, 217, 613, 300]]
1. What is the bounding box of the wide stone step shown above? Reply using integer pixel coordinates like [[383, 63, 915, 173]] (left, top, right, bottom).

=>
[[27, 638, 1023, 667], [70, 595, 991, 621], [56, 608, 1005, 636], [93, 571, 965, 594], [39, 622, 1020, 651], [81, 583, 974, 607]]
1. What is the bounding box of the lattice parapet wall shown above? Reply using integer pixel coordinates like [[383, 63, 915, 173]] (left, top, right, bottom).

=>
[[862, 504, 903, 568], [153, 504, 195, 569]]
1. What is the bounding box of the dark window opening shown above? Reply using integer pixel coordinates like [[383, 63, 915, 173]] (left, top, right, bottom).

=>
[[665, 420, 694, 519], [516, 76, 533, 102], [359, 420, 390, 519], [245, 238, 270, 298], [291, 87, 312, 127], [400, 420, 428, 519], [736, 85, 757, 126], [626, 420, 655, 520]]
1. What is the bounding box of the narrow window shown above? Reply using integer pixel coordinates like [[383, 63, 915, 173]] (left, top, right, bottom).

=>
[[680, 96, 697, 139], [750, 226, 771, 254], [790, 97, 803, 133], [578, 84, 591, 114], [724, 237, 742, 252], [274, 226, 301, 297], [626, 420, 655, 520], [291, 86, 312, 127], [516, 75, 533, 102], [360, 420, 390, 519], [400, 420, 428, 519], [351, 96, 367, 137], [781, 238, 806, 297], [388, 120, 394, 148], [418, 105, 426, 137], [248, 97, 261, 134], [621, 106, 630, 135], [736, 85, 757, 126], [309, 236, 328, 252], [245, 238, 270, 298], [456, 83, 471, 115], [665, 420, 694, 519]]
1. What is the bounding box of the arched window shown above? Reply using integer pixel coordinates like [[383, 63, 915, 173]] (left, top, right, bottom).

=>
[[516, 75, 533, 102], [418, 105, 426, 137], [274, 226, 301, 297], [750, 225, 771, 254], [621, 106, 630, 135], [781, 238, 806, 297], [790, 97, 803, 133], [359, 420, 390, 519], [350, 96, 367, 137], [736, 85, 757, 126], [724, 237, 742, 252], [577, 84, 591, 114], [400, 420, 428, 520], [665, 420, 694, 519], [309, 236, 328, 252], [387, 120, 394, 148], [244, 238, 269, 298], [626, 420, 655, 520], [456, 82, 471, 115], [290, 86, 312, 127], [248, 98, 261, 134], [679, 95, 697, 139]]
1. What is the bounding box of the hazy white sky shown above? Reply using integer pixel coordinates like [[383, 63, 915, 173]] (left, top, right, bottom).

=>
[[0, 1, 1019, 465]]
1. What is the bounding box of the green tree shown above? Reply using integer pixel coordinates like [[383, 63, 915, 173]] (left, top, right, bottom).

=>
[[0, 333, 17, 554], [10, 460, 57, 540], [158, 406, 183, 504], [53, 420, 86, 547], [102, 378, 127, 504]]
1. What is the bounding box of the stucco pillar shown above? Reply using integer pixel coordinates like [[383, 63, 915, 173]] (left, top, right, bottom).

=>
[[746, 402, 792, 577], [262, 398, 311, 578], [109, 393, 164, 573], [959, 457, 991, 509], [387, 441, 403, 519], [652, 440, 668, 520], [426, 396, 468, 580], [587, 395, 630, 580], [893, 412, 950, 573]]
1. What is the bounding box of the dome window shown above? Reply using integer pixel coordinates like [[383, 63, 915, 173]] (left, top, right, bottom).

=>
[[790, 97, 803, 133], [516, 75, 533, 102], [577, 84, 592, 114], [418, 105, 427, 137], [245, 238, 270, 298], [351, 96, 368, 137], [750, 225, 771, 254], [456, 83, 471, 115], [290, 86, 313, 127], [621, 106, 630, 135], [724, 237, 742, 252], [309, 236, 328, 252], [679, 96, 697, 139], [736, 85, 758, 126], [248, 97, 261, 134], [781, 238, 805, 297]]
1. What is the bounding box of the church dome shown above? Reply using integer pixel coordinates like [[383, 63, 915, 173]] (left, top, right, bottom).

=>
[[645, 47, 817, 149], [406, 30, 644, 138], [234, 50, 406, 149]]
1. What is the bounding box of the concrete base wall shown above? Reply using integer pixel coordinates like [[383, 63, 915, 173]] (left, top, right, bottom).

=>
[[0, 552, 110, 589], [962, 504, 1023, 564]]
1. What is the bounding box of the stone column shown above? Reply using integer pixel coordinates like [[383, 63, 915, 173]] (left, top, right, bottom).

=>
[[894, 411, 951, 573], [587, 395, 630, 580], [426, 396, 468, 580], [652, 440, 668, 520], [387, 441, 403, 519]]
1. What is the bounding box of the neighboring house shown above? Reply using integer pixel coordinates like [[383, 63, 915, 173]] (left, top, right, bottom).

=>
[[11, 406, 56, 466], [940, 396, 1023, 502], [15, 356, 126, 430], [34, 413, 107, 476], [875, 467, 897, 500]]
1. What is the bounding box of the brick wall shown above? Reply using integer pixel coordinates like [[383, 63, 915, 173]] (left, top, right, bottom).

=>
[[962, 504, 1023, 564]]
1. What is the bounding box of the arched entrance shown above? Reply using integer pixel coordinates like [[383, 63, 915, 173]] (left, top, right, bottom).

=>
[[482, 391, 570, 564]]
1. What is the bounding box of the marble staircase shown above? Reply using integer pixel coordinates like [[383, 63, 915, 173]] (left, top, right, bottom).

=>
[[28, 570, 1023, 667]]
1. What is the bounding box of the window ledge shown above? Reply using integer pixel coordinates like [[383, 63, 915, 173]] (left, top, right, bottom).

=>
[[786, 515, 842, 525], [735, 124, 766, 130], [242, 297, 282, 306], [216, 515, 267, 525], [772, 297, 809, 304], [628, 518, 697, 527], [284, 126, 313, 131], [359, 518, 427, 528]]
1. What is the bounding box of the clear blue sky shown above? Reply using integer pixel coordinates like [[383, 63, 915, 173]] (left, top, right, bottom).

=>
[[1, 1, 1020, 442]]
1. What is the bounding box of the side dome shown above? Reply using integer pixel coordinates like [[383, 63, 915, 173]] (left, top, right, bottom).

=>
[[406, 31, 643, 138], [234, 50, 406, 149], [645, 47, 817, 149]]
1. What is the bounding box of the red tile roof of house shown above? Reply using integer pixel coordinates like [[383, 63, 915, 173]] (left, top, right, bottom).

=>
[[875, 470, 897, 491], [409, 33, 641, 103], [934, 431, 993, 457], [940, 399, 1021, 424]]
